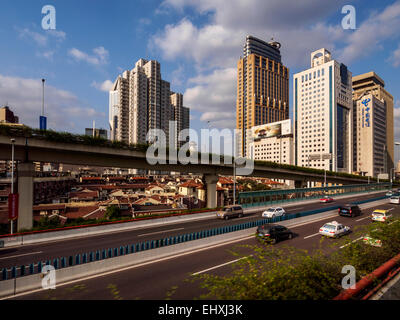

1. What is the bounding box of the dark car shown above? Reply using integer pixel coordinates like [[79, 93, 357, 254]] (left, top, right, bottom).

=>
[[338, 204, 362, 217], [256, 224, 294, 244]]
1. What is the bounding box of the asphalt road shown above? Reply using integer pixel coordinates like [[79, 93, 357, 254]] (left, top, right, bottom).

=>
[[0, 191, 386, 270], [6, 192, 400, 300]]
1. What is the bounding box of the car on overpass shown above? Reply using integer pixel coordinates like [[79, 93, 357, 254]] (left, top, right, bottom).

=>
[[320, 196, 334, 203], [216, 205, 244, 220], [319, 221, 350, 238], [256, 224, 294, 244], [262, 207, 286, 218], [386, 190, 394, 197]]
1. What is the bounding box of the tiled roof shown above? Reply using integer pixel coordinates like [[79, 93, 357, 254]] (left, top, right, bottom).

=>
[[64, 205, 100, 219]]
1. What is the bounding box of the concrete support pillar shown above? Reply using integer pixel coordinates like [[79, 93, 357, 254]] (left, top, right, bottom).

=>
[[17, 162, 35, 232], [295, 180, 308, 189], [204, 174, 219, 209]]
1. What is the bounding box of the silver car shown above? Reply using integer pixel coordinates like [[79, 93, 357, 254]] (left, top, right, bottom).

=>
[[390, 196, 400, 204]]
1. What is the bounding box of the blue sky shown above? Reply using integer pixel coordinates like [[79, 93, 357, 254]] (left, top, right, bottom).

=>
[[0, 0, 400, 158]]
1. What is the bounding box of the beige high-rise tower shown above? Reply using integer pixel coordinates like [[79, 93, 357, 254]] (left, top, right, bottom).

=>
[[237, 36, 289, 158], [352, 72, 394, 176]]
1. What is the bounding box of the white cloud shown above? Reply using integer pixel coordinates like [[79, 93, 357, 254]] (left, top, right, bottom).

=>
[[18, 28, 48, 46], [91, 80, 114, 92], [68, 46, 109, 65], [184, 68, 237, 128], [338, 1, 400, 64], [389, 43, 400, 67], [17, 27, 66, 46], [153, 0, 400, 130], [0, 74, 105, 133]]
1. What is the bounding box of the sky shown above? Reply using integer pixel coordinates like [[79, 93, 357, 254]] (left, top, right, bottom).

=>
[[0, 0, 400, 159]]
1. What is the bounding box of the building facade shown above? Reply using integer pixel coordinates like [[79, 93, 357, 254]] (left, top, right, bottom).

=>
[[236, 36, 289, 158], [0, 106, 19, 124], [85, 128, 108, 139], [353, 93, 386, 177], [248, 119, 293, 165], [109, 59, 189, 149], [170, 92, 190, 149], [352, 72, 394, 176], [294, 48, 353, 173]]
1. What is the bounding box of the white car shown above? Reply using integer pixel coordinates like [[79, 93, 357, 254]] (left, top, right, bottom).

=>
[[262, 207, 286, 218], [390, 196, 400, 204], [319, 221, 350, 238]]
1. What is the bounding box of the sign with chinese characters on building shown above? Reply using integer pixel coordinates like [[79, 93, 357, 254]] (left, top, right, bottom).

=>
[[361, 98, 371, 128]]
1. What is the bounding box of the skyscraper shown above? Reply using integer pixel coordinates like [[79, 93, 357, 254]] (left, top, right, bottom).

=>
[[237, 36, 289, 158], [171, 92, 190, 149], [352, 72, 394, 176], [293, 48, 353, 173], [109, 59, 190, 149]]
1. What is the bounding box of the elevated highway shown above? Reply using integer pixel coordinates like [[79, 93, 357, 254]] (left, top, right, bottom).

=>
[[0, 132, 371, 231]]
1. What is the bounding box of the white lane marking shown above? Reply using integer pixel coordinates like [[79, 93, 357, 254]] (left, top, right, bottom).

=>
[[356, 216, 371, 222], [339, 237, 363, 249], [137, 228, 185, 237], [192, 256, 251, 276], [304, 233, 320, 239], [286, 207, 305, 211], [0, 251, 42, 261]]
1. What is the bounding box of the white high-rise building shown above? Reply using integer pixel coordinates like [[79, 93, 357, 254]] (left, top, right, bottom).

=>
[[293, 49, 353, 173], [109, 59, 189, 148]]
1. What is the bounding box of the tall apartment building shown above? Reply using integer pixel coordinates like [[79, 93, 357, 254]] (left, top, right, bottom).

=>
[[294, 48, 353, 173], [236, 36, 289, 158], [352, 72, 394, 176], [171, 92, 190, 148], [109, 59, 189, 149]]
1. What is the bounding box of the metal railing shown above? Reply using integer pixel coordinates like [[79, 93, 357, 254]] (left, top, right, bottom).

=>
[[238, 183, 391, 208]]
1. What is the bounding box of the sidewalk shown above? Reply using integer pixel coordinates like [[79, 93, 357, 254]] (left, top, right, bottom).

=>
[[371, 270, 400, 300], [0, 190, 386, 248]]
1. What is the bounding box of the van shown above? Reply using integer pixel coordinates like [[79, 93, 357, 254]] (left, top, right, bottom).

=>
[[216, 205, 244, 220]]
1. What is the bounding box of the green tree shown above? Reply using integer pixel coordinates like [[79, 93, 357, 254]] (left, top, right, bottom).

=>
[[105, 206, 121, 220]]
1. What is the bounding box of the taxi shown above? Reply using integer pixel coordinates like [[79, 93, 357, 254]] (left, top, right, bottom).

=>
[[371, 209, 393, 222], [319, 221, 350, 238]]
